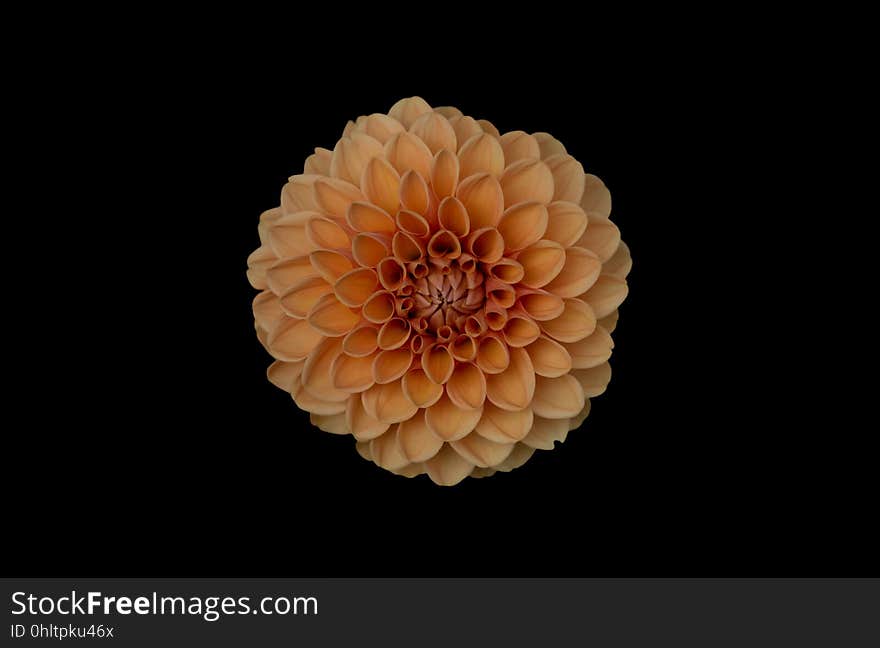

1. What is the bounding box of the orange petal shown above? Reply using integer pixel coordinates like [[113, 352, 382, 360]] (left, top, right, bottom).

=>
[[246, 244, 276, 290], [516, 289, 565, 321], [531, 374, 585, 419], [598, 310, 619, 334], [500, 159, 554, 206], [448, 116, 483, 151], [392, 231, 424, 263], [310, 412, 349, 435], [267, 315, 323, 362], [580, 173, 611, 220], [526, 335, 572, 378], [544, 201, 588, 247], [498, 201, 548, 252], [291, 376, 347, 416], [431, 148, 460, 199], [475, 334, 509, 373], [545, 153, 585, 203], [377, 256, 406, 291], [396, 208, 430, 237], [372, 348, 413, 384], [304, 147, 332, 176], [484, 301, 508, 331], [361, 381, 418, 425], [347, 201, 396, 234], [354, 113, 405, 144], [485, 347, 535, 411], [488, 258, 525, 284], [572, 362, 612, 397], [602, 240, 632, 280], [476, 119, 501, 138], [474, 403, 533, 443], [347, 395, 389, 441], [543, 246, 602, 298], [308, 293, 361, 337], [450, 334, 477, 362], [334, 267, 379, 307], [384, 132, 433, 179], [309, 250, 353, 284], [499, 131, 540, 164], [330, 352, 375, 393], [451, 433, 513, 468], [301, 337, 349, 403], [502, 312, 541, 347], [329, 132, 384, 186], [267, 359, 305, 392], [564, 326, 613, 369], [279, 276, 332, 318], [427, 229, 462, 259], [352, 233, 390, 268], [267, 212, 314, 258], [425, 444, 475, 486], [305, 216, 350, 250], [360, 157, 400, 215], [370, 428, 410, 471], [425, 392, 484, 441], [581, 275, 628, 319], [446, 362, 487, 410], [540, 298, 597, 343], [253, 290, 284, 332], [434, 106, 463, 119], [456, 173, 504, 229], [342, 324, 378, 357], [398, 170, 430, 216], [377, 317, 412, 350], [532, 132, 567, 158], [396, 409, 444, 463], [422, 343, 455, 384], [568, 401, 591, 431], [522, 416, 569, 449], [313, 177, 365, 220], [458, 133, 505, 179], [467, 227, 504, 264], [437, 196, 470, 237], [485, 277, 516, 308], [402, 368, 444, 408], [281, 175, 320, 214], [362, 290, 396, 324], [409, 111, 457, 154], [388, 96, 432, 129], [576, 220, 621, 264], [257, 207, 282, 245], [495, 442, 535, 472], [516, 240, 566, 288]]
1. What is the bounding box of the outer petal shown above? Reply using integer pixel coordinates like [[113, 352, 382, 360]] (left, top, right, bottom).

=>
[[544, 153, 586, 203], [542, 246, 602, 298], [522, 415, 569, 449], [396, 409, 444, 463], [602, 240, 632, 280], [499, 131, 540, 165], [425, 392, 483, 441], [370, 427, 410, 472], [485, 347, 536, 411], [388, 96, 433, 129], [409, 112, 457, 154], [456, 173, 504, 230], [474, 403, 533, 443], [580, 173, 612, 220], [500, 159, 554, 206], [361, 381, 419, 424], [384, 132, 433, 179], [572, 363, 612, 397], [346, 395, 389, 441], [576, 220, 621, 263], [425, 444, 475, 486], [267, 315, 323, 362], [544, 201, 588, 247], [581, 275, 629, 319], [458, 133, 505, 179], [540, 298, 597, 343], [525, 335, 572, 378], [451, 434, 514, 468], [564, 326, 613, 369]]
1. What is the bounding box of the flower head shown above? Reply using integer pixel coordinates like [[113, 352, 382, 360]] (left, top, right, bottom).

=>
[[248, 97, 631, 485]]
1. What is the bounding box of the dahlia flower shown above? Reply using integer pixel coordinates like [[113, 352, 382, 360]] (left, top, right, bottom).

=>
[[247, 97, 631, 485]]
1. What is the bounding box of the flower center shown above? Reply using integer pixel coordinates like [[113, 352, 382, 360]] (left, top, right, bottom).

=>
[[398, 260, 485, 336]]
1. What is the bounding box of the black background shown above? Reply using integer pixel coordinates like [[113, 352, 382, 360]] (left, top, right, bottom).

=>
[[6, 38, 872, 577]]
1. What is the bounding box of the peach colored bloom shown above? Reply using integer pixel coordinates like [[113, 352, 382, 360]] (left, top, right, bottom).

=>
[[247, 97, 631, 485]]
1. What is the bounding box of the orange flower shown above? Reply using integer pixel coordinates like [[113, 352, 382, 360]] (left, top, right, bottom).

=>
[[248, 97, 631, 485]]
